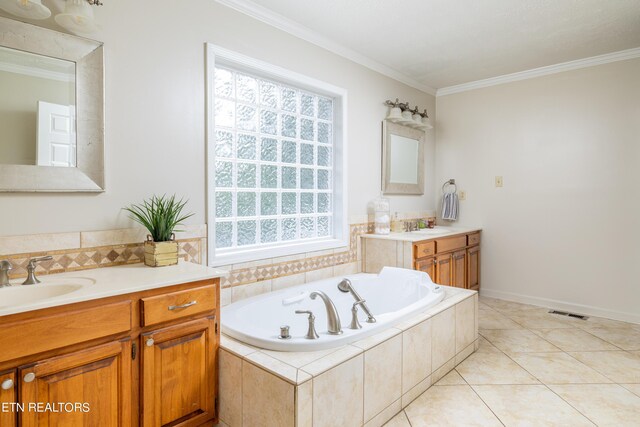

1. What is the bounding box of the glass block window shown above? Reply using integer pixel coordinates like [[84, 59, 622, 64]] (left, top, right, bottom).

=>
[[213, 66, 334, 252]]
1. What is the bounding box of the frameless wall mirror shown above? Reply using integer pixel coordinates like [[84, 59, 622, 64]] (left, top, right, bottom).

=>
[[382, 121, 424, 195], [0, 16, 104, 192]]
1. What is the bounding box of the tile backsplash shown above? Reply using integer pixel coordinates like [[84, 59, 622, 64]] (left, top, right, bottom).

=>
[[0, 211, 434, 304]]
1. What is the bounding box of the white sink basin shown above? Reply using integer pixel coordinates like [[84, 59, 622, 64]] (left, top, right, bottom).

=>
[[0, 277, 96, 309]]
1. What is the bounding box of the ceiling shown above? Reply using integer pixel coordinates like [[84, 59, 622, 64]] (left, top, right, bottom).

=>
[[228, 0, 640, 92]]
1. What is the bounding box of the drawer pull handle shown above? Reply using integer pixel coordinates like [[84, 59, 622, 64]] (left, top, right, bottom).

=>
[[1, 379, 13, 390], [168, 300, 197, 311], [23, 373, 35, 383]]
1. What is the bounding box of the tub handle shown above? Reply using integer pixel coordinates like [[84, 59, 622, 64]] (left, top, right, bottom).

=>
[[295, 310, 320, 340]]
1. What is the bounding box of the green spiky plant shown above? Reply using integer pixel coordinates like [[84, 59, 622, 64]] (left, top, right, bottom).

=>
[[123, 195, 194, 242]]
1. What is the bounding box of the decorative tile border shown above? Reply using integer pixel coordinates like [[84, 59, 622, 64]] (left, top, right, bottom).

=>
[[219, 223, 372, 289], [2, 239, 202, 279]]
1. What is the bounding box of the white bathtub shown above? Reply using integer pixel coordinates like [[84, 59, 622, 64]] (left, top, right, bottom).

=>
[[221, 267, 445, 351]]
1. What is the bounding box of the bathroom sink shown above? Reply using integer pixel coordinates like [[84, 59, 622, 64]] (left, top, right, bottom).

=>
[[413, 227, 456, 235], [0, 277, 95, 309]]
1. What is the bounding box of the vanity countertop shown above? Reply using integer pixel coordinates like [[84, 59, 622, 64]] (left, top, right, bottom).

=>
[[0, 261, 227, 317], [360, 226, 482, 243]]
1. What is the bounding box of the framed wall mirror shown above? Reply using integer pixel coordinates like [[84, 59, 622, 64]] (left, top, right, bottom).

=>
[[0, 16, 104, 192], [381, 120, 424, 195]]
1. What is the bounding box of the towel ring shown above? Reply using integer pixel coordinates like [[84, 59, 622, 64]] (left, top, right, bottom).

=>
[[442, 179, 457, 194]]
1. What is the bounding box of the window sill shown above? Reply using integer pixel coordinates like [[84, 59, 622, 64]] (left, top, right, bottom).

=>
[[208, 237, 348, 268]]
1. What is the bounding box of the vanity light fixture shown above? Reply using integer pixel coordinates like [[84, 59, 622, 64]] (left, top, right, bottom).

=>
[[0, 0, 102, 34], [0, 0, 51, 20], [384, 98, 433, 131]]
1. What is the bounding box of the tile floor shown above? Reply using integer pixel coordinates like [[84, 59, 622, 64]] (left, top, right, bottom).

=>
[[385, 296, 640, 426]]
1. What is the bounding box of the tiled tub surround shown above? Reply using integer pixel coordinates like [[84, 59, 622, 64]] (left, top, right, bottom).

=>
[[218, 287, 478, 427]]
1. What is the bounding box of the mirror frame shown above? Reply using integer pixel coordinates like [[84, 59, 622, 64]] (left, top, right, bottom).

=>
[[0, 16, 104, 192], [381, 120, 425, 195]]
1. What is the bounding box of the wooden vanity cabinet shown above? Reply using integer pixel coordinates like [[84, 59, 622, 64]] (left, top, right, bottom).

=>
[[141, 317, 217, 427], [413, 232, 481, 290], [0, 370, 16, 427], [19, 340, 132, 427], [0, 277, 220, 427]]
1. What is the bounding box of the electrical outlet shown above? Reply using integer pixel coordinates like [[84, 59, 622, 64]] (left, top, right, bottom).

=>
[[495, 176, 503, 187], [459, 190, 466, 200]]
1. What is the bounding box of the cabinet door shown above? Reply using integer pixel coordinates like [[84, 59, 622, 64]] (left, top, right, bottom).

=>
[[452, 250, 466, 288], [435, 253, 453, 286], [141, 317, 217, 427], [415, 257, 436, 281], [467, 246, 480, 290], [19, 340, 131, 427], [0, 370, 16, 427]]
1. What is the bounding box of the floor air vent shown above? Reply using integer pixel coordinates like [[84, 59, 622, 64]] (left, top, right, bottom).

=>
[[548, 310, 589, 320]]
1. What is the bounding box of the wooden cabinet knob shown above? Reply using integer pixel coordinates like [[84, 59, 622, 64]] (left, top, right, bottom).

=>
[[23, 373, 35, 383], [1, 379, 13, 390]]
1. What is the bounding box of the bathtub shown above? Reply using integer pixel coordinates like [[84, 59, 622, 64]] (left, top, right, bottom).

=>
[[221, 267, 445, 351]]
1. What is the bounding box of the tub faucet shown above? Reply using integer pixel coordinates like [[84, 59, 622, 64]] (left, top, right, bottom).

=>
[[0, 260, 12, 288], [309, 291, 343, 335], [338, 279, 376, 323]]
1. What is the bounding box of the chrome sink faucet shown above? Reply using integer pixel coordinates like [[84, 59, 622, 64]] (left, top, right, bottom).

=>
[[22, 256, 53, 285], [309, 290, 343, 335], [0, 260, 12, 288], [338, 278, 376, 323]]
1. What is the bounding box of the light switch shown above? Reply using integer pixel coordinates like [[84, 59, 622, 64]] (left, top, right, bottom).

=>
[[495, 176, 503, 187], [459, 190, 466, 200]]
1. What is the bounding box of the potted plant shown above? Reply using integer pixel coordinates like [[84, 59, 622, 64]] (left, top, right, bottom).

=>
[[123, 194, 194, 267]]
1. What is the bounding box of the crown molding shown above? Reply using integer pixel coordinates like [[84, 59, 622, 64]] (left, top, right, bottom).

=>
[[436, 47, 640, 96], [214, 0, 437, 96]]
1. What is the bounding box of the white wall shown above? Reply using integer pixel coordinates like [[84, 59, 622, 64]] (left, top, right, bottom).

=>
[[436, 58, 640, 322], [0, 0, 435, 236]]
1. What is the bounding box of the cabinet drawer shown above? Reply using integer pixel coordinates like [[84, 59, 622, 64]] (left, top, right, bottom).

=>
[[141, 285, 216, 326], [0, 301, 132, 364], [414, 241, 436, 258], [468, 233, 480, 246], [436, 235, 467, 253]]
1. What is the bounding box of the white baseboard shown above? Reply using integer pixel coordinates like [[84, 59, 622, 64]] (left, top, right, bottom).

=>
[[480, 288, 640, 325]]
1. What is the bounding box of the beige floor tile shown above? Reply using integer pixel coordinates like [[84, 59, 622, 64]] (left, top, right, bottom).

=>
[[506, 311, 578, 329], [569, 351, 640, 383], [456, 351, 539, 385], [479, 308, 523, 330], [511, 352, 612, 384], [530, 328, 619, 352], [472, 384, 595, 426], [434, 369, 467, 385], [549, 384, 640, 427], [476, 336, 502, 353], [383, 411, 411, 427], [577, 316, 639, 330], [621, 384, 640, 398], [585, 327, 640, 351], [481, 329, 561, 354], [479, 296, 540, 313], [404, 385, 502, 426]]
